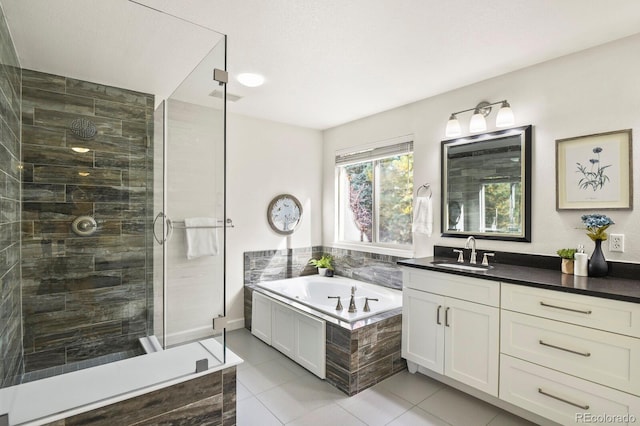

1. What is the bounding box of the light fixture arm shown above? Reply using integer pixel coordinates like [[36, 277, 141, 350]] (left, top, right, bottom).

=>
[[449, 100, 508, 118]]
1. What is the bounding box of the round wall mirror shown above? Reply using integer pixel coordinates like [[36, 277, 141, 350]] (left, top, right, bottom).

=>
[[267, 194, 303, 235]]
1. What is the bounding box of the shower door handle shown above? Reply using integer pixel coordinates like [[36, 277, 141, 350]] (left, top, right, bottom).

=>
[[165, 217, 174, 242], [153, 212, 173, 244]]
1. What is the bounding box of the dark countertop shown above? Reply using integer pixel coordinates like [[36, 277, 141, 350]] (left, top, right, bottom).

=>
[[398, 256, 640, 304]]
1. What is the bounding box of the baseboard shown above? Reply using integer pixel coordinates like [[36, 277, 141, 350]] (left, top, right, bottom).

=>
[[225, 318, 245, 331]]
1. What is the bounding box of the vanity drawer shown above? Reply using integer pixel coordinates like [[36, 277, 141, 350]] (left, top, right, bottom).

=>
[[500, 355, 640, 426], [403, 268, 499, 307], [501, 310, 640, 395], [502, 283, 640, 337]]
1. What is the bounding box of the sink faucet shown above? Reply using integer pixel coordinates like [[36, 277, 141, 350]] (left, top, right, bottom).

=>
[[348, 286, 357, 313], [465, 236, 477, 264]]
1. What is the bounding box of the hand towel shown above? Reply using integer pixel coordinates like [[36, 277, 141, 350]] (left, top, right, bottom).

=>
[[185, 217, 219, 260], [412, 196, 433, 237]]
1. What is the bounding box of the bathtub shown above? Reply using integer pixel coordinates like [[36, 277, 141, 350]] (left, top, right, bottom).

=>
[[256, 275, 402, 322]]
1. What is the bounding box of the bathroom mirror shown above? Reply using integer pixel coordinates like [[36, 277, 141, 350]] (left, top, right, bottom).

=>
[[441, 125, 532, 242]]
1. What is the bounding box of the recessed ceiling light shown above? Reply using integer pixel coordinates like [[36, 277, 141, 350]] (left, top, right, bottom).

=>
[[72, 147, 90, 153], [237, 73, 265, 87]]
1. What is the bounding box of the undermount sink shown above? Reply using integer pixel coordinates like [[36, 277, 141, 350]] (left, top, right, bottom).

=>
[[431, 262, 493, 272]]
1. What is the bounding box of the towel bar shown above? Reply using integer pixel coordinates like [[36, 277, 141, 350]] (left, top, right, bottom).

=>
[[169, 218, 234, 229]]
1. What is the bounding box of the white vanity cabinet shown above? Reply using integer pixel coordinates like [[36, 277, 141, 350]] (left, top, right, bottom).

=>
[[500, 283, 640, 424], [402, 268, 500, 396], [252, 291, 326, 378]]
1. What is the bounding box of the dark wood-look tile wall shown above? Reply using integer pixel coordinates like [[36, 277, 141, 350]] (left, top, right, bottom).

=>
[[20, 68, 155, 373], [325, 315, 405, 396], [0, 4, 23, 387], [42, 366, 237, 426]]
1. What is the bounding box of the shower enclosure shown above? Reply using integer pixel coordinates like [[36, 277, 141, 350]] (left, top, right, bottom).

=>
[[0, 0, 228, 389]]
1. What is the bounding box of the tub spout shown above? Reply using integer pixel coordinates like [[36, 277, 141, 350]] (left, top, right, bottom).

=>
[[363, 297, 379, 312], [348, 286, 357, 313]]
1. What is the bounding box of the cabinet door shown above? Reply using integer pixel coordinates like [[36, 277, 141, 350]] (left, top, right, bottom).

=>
[[402, 288, 445, 374], [251, 291, 272, 344], [295, 312, 326, 378], [272, 300, 296, 358], [444, 297, 499, 396]]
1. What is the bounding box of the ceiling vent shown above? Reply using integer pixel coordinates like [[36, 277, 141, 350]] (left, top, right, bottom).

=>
[[209, 90, 242, 102]]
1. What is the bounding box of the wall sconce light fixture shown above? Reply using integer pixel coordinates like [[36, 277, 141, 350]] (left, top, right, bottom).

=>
[[445, 100, 515, 137]]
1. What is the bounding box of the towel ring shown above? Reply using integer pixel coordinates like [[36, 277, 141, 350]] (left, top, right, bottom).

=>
[[416, 183, 432, 199]]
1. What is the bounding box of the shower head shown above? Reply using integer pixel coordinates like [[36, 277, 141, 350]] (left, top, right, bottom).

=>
[[69, 118, 97, 140]]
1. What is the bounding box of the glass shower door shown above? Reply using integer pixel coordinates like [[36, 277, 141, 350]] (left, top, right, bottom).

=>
[[160, 35, 228, 364], [150, 28, 227, 362]]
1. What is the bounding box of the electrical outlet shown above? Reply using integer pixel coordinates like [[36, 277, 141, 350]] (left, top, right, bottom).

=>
[[609, 233, 624, 252]]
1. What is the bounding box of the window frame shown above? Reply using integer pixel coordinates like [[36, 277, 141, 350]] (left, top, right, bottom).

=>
[[333, 136, 415, 256]]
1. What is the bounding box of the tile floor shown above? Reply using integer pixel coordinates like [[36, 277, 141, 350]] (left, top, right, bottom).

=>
[[227, 329, 537, 426]]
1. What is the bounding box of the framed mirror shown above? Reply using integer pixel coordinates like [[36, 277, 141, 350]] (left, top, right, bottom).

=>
[[441, 125, 532, 242]]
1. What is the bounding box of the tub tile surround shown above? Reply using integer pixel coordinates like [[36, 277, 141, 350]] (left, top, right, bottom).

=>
[[244, 246, 403, 288], [41, 367, 237, 426], [20, 68, 155, 374], [326, 315, 406, 396], [243, 246, 406, 396], [0, 3, 23, 388]]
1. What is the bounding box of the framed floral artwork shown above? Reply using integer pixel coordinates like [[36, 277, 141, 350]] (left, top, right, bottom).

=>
[[556, 129, 633, 210]]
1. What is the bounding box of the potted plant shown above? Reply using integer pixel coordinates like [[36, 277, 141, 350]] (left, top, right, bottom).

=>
[[309, 253, 334, 276], [556, 248, 577, 275]]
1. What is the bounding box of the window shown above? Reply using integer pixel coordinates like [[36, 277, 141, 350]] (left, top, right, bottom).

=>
[[479, 181, 521, 233], [336, 139, 413, 249]]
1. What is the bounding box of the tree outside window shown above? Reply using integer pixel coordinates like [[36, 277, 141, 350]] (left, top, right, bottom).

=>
[[337, 144, 413, 248]]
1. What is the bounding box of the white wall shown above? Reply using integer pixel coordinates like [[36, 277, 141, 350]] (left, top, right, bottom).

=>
[[226, 114, 323, 328], [322, 34, 640, 262]]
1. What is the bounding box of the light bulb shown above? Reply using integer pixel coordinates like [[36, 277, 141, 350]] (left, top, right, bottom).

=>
[[445, 114, 461, 137], [469, 111, 487, 133], [496, 101, 515, 127], [237, 73, 265, 87]]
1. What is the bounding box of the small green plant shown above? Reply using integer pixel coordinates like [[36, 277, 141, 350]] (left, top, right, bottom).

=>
[[309, 253, 334, 270], [556, 248, 577, 260]]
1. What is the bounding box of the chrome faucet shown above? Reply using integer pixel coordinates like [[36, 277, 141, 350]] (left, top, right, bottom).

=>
[[328, 296, 343, 311], [348, 286, 357, 313], [465, 236, 477, 264], [363, 297, 378, 312]]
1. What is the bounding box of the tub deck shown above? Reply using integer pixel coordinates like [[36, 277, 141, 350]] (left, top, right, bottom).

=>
[[255, 275, 402, 322]]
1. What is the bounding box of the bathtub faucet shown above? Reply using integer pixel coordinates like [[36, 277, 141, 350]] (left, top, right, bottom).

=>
[[328, 296, 343, 311], [363, 297, 378, 312], [348, 286, 357, 313]]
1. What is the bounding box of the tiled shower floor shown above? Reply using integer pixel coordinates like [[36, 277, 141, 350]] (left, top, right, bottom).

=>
[[227, 328, 537, 426]]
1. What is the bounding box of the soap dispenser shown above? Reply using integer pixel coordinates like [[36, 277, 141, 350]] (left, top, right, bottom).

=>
[[574, 244, 588, 277]]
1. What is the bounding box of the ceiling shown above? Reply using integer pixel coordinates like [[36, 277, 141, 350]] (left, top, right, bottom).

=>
[[4, 0, 640, 130]]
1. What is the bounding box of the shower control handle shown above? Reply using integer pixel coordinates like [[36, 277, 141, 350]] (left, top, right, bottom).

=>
[[71, 216, 97, 237]]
